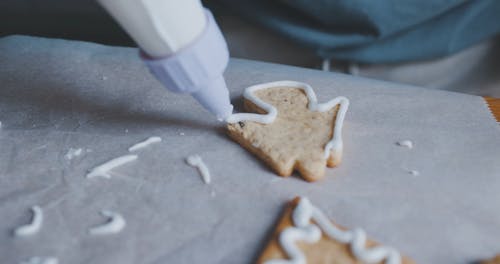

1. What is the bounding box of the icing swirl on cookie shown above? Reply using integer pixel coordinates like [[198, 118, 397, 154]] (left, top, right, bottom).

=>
[[225, 81, 349, 159], [266, 197, 401, 264]]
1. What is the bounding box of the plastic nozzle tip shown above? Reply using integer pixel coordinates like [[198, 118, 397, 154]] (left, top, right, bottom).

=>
[[191, 76, 233, 121]]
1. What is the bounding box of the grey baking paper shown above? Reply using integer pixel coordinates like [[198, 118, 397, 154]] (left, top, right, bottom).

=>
[[0, 35, 499, 264]]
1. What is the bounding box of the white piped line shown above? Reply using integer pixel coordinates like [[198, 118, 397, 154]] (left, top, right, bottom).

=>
[[20, 257, 58, 264], [89, 210, 126, 235], [128, 136, 162, 152], [225, 81, 349, 159], [396, 140, 413, 149], [186, 155, 211, 184], [265, 197, 401, 264], [86, 154, 138, 179], [14, 206, 43, 237]]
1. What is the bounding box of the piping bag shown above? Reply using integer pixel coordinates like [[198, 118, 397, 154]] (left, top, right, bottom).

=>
[[98, 0, 233, 120]]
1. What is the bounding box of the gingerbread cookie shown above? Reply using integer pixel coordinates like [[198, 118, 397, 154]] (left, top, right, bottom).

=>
[[257, 197, 415, 264], [226, 81, 349, 182]]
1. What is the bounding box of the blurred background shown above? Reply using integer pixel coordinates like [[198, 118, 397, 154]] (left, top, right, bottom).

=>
[[1, 0, 499, 96]]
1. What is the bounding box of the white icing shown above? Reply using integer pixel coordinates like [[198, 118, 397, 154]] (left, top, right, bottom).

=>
[[20, 257, 58, 264], [86, 154, 138, 179], [128, 136, 162, 152], [266, 197, 401, 264], [225, 81, 349, 159], [89, 210, 126, 235], [396, 140, 413, 149], [14, 206, 43, 237], [186, 154, 211, 184], [408, 170, 419, 176], [64, 148, 83, 160]]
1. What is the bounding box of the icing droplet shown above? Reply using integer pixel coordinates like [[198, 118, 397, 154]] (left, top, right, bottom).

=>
[[14, 206, 43, 237], [86, 154, 138, 179], [408, 170, 419, 176], [128, 136, 162, 152], [89, 210, 126, 235], [186, 154, 211, 184], [396, 140, 413, 149]]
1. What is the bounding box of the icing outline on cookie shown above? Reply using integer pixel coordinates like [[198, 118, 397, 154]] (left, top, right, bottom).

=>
[[225, 81, 349, 159], [266, 197, 401, 264]]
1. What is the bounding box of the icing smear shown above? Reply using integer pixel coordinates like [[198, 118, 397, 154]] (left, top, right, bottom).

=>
[[14, 206, 43, 237], [225, 81, 349, 159], [266, 197, 401, 264]]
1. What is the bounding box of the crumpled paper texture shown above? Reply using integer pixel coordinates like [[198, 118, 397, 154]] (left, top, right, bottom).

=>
[[0, 35, 499, 264]]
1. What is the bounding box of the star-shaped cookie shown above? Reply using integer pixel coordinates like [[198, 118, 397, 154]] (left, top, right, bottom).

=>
[[226, 81, 349, 182], [257, 197, 415, 264]]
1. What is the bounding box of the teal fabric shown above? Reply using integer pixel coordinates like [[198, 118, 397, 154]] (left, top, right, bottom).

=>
[[212, 0, 500, 63]]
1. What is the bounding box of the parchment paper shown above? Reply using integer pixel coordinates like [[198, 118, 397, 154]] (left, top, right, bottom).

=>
[[0, 35, 499, 264]]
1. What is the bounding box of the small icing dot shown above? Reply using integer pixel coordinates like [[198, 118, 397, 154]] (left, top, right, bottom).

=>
[[396, 140, 413, 149], [408, 170, 419, 176]]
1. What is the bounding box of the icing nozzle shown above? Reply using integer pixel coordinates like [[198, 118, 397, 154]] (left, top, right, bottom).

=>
[[141, 9, 232, 120], [192, 76, 233, 120]]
